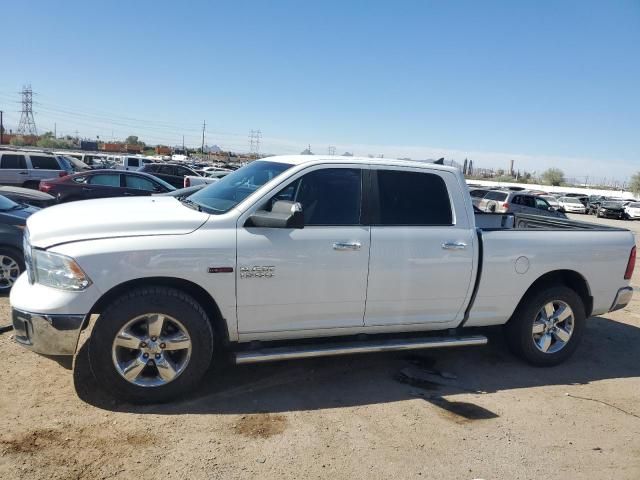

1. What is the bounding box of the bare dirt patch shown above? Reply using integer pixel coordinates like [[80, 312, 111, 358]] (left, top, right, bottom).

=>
[[232, 413, 287, 438]]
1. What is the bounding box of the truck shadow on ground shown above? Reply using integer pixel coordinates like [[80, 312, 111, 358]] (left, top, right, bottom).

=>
[[73, 316, 640, 420]]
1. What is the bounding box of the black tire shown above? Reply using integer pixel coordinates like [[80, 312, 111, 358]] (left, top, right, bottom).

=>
[[88, 287, 214, 403], [0, 246, 24, 293], [505, 285, 585, 367]]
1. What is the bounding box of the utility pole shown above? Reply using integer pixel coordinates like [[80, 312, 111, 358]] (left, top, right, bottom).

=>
[[182, 135, 185, 151], [201, 121, 206, 154], [17, 84, 37, 136], [328, 145, 336, 156], [54, 122, 57, 138], [0, 110, 3, 145]]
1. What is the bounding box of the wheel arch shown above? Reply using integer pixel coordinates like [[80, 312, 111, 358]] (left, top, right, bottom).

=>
[[89, 277, 230, 344], [512, 269, 593, 320]]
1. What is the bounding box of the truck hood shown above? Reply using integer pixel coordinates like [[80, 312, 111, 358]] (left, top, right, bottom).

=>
[[27, 196, 209, 248]]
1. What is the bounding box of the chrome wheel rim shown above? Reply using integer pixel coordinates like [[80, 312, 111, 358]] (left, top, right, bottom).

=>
[[0, 255, 21, 289], [112, 313, 192, 387], [532, 300, 574, 354]]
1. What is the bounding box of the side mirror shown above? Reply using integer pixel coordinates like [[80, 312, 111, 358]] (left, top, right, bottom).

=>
[[246, 200, 304, 229]]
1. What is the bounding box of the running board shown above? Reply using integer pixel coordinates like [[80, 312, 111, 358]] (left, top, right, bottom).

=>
[[233, 335, 488, 365]]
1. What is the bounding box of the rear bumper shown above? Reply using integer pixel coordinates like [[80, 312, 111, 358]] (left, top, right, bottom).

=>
[[609, 287, 633, 312], [12, 308, 86, 355]]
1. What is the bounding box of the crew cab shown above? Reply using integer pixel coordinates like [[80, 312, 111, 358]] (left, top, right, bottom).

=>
[[10, 156, 635, 403]]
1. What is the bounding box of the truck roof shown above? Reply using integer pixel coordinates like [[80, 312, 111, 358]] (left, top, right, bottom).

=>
[[262, 154, 460, 174]]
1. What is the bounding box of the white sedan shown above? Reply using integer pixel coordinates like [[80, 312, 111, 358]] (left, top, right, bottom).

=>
[[558, 197, 586, 213], [624, 202, 640, 220]]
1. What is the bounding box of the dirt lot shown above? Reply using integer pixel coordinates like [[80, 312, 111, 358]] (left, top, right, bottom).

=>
[[1, 213, 639, 479]]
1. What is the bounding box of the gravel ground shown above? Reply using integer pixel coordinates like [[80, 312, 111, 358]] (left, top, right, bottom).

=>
[[0, 213, 639, 479]]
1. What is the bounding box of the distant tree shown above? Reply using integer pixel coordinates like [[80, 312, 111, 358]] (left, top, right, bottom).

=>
[[496, 168, 505, 177], [541, 168, 565, 186], [125, 135, 144, 146], [629, 172, 640, 195]]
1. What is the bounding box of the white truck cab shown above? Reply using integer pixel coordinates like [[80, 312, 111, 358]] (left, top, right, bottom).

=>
[[10, 155, 635, 402]]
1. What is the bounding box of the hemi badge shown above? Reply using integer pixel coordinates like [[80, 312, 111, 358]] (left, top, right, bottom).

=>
[[208, 267, 234, 274]]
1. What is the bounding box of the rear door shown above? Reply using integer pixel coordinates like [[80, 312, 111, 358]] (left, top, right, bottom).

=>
[[0, 153, 28, 186], [364, 167, 475, 327], [28, 155, 64, 183]]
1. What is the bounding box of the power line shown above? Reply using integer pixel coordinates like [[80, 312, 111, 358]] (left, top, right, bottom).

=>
[[17, 84, 37, 135]]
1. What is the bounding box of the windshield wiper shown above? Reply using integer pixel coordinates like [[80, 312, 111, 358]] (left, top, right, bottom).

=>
[[179, 198, 202, 212]]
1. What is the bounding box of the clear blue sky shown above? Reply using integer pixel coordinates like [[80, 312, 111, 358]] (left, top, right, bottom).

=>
[[1, 0, 638, 180]]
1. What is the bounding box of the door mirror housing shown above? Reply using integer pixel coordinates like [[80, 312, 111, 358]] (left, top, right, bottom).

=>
[[246, 200, 304, 229]]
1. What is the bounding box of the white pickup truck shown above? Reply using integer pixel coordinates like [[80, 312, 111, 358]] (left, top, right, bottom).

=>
[[10, 156, 635, 403]]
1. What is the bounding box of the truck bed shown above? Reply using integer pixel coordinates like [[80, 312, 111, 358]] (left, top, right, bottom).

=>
[[474, 212, 627, 231]]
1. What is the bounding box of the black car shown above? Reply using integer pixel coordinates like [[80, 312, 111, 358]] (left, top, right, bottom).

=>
[[587, 195, 608, 215], [39, 170, 175, 202], [596, 201, 625, 219], [0, 195, 39, 292], [0, 186, 56, 208], [139, 163, 203, 188]]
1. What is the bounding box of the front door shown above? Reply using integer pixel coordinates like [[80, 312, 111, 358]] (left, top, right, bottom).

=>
[[364, 168, 475, 327], [236, 166, 370, 334]]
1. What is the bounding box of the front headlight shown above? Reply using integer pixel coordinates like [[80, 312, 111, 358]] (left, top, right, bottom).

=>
[[33, 249, 92, 291]]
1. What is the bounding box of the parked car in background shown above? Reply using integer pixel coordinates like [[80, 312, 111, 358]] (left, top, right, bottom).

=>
[[39, 170, 175, 202], [139, 163, 203, 188], [587, 196, 608, 215], [184, 170, 231, 187], [479, 191, 566, 218], [0, 195, 39, 291], [110, 156, 155, 171], [557, 197, 586, 214], [0, 186, 56, 208], [468, 188, 491, 208], [56, 155, 92, 172], [597, 201, 626, 219], [539, 195, 560, 210], [0, 149, 71, 189], [624, 202, 640, 220]]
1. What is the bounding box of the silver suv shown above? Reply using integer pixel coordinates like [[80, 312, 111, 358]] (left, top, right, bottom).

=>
[[0, 150, 72, 189], [478, 190, 566, 218]]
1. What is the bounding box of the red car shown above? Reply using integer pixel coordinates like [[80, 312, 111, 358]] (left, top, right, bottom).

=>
[[39, 170, 175, 202]]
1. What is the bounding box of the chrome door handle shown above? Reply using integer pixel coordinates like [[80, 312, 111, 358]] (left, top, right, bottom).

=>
[[442, 242, 467, 250], [333, 242, 361, 251]]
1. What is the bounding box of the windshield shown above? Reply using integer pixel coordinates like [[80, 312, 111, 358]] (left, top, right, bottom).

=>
[[0, 195, 21, 211], [563, 198, 581, 204], [188, 160, 293, 213], [64, 155, 90, 170]]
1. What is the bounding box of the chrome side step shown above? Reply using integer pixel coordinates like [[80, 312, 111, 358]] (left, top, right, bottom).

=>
[[233, 335, 488, 365]]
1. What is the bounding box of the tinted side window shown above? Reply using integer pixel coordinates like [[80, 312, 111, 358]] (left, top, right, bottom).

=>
[[160, 165, 176, 175], [125, 175, 155, 191], [522, 196, 535, 208], [376, 170, 452, 226], [175, 166, 192, 177], [128, 158, 140, 167], [290, 168, 362, 226], [0, 154, 27, 169], [30, 155, 61, 170], [89, 174, 121, 187], [470, 189, 487, 198], [535, 198, 550, 209]]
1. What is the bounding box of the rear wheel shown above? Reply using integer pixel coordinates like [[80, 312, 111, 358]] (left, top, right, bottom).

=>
[[505, 285, 585, 366], [88, 287, 214, 403]]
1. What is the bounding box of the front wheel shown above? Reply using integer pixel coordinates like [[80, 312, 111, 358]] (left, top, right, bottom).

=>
[[0, 247, 24, 292], [505, 286, 585, 366], [88, 287, 214, 403]]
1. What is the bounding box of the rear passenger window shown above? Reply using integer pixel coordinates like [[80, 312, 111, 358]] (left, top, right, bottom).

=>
[[375, 170, 452, 226], [1, 154, 27, 169], [128, 158, 140, 167], [30, 156, 62, 170]]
